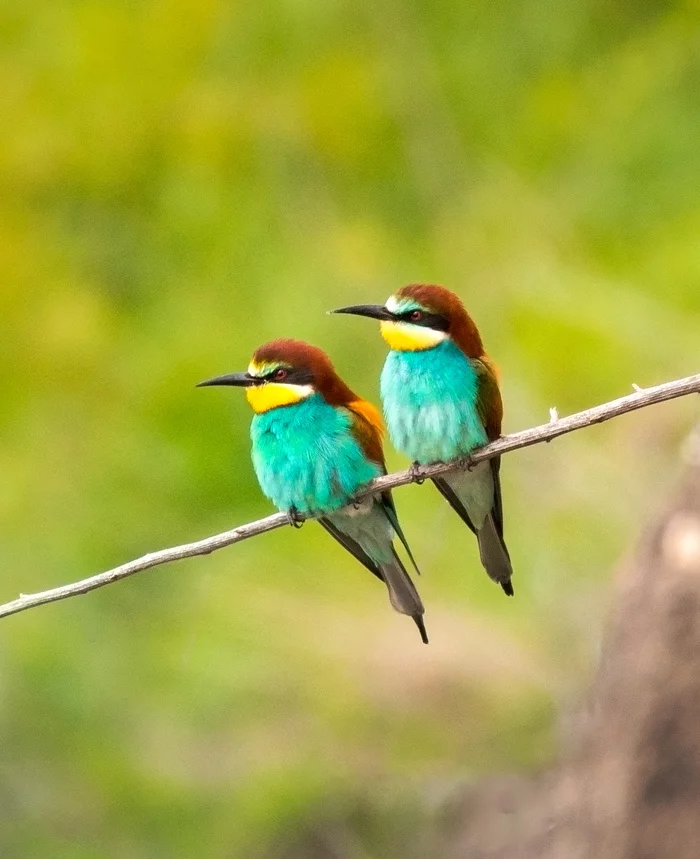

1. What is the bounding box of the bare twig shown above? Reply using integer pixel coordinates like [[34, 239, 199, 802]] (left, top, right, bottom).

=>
[[1, 373, 698, 621]]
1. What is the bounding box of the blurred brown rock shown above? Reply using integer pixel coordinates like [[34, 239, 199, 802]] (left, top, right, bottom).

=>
[[443, 429, 700, 859]]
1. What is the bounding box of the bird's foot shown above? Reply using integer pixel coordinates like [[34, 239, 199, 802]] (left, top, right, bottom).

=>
[[287, 506, 305, 529], [410, 461, 426, 485]]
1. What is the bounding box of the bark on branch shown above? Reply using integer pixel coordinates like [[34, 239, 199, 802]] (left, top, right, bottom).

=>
[[1, 372, 698, 622]]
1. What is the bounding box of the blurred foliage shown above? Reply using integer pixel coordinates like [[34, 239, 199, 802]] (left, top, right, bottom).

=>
[[1, 0, 699, 856]]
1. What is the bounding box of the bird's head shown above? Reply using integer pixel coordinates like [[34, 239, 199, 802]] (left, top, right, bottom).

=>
[[333, 284, 484, 357], [197, 339, 356, 414]]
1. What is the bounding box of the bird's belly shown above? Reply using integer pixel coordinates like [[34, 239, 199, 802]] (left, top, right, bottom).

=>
[[381, 346, 487, 464], [252, 453, 325, 515], [251, 405, 379, 516], [252, 443, 360, 516], [387, 400, 486, 464]]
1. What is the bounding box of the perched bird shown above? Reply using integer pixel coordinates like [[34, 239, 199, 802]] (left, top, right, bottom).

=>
[[332, 285, 513, 596], [197, 339, 428, 643]]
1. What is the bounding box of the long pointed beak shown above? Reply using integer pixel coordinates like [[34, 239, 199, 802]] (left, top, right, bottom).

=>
[[331, 304, 394, 321], [196, 372, 256, 388]]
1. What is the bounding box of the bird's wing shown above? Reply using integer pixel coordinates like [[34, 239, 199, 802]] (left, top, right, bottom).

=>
[[379, 491, 420, 575], [474, 358, 506, 539], [474, 357, 503, 442], [345, 398, 386, 467], [344, 400, 420, 575], [489, 455, 505, 539], [318, 517, 383, 581]]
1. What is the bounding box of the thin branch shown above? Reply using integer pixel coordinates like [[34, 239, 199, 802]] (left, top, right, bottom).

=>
[[1, 372, 698, 621]]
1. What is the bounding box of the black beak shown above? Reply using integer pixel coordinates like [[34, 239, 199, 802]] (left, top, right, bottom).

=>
[[331, 304, 395, 321], [196, 372, 256, 388]]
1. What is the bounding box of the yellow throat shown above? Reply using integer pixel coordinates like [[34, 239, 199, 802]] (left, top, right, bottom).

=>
[[380, 320, 447, 352], [245, 383, 313, 413]]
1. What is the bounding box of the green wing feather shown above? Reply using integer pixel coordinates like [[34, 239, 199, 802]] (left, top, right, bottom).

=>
[[474, 357, 503, 442]]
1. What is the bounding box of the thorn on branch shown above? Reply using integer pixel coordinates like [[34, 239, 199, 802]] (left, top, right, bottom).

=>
[[549, 407, 559, 423], [632, 383, 644, 393]]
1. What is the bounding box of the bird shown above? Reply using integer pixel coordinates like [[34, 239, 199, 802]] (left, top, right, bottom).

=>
[[197, 338, 428, 643], [332, 284, 513, 596]]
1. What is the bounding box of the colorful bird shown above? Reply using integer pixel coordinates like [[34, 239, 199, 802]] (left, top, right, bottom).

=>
[[332, 285, 513, 596], [197, 339, 428, 642]]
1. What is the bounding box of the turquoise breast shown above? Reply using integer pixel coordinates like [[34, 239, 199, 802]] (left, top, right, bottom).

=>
[[250, 394, 381, 515], [380, 340, 487, 463]]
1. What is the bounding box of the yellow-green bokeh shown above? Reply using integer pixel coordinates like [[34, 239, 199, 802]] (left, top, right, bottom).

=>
[[1, 1, 699, 856]]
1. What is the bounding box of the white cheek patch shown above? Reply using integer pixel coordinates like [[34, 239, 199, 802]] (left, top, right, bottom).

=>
[[402, 323, 447, 345], [281, 383, 314, 399]]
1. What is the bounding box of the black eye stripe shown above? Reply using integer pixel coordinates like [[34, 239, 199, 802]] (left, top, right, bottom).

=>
[[262, 367, 314, 385], [262, 366, 290, 381], [398, 310, 449, 332]]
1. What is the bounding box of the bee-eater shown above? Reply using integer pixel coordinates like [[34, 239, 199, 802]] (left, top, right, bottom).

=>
[[332, 285, 513, 596], [197, 339, 428, 643]]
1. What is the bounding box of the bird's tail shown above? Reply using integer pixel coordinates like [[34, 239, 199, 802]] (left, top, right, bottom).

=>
[[477, 513, 514, 596], [381, 551, 429, 644]]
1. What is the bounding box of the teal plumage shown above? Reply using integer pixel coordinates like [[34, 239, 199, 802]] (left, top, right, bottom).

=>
[[198, 339, 428, 643], [381, 341, 506, 584], [332, 284, 514, 596], [251, 393, 380, 515], [380, 341, 487, 463]]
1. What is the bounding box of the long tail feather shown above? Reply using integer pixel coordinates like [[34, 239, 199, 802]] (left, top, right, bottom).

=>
[[381, 549, 428, 644], [434, 460, 514, 596], [477, 513, 514, 595], [412, 613, 429, 644], [321, 511, 428, 643]]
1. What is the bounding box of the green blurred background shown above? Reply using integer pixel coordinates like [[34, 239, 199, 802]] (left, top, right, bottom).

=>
[[1, 1, 699, 856]]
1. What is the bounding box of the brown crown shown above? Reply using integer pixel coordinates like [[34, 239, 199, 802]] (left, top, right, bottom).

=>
[[397, 284, 485, 358], [252, 339, 358, 406]]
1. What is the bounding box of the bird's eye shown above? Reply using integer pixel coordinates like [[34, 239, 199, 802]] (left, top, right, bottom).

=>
[[273, 368, 288, 381], [409, 310, 423, 322]]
